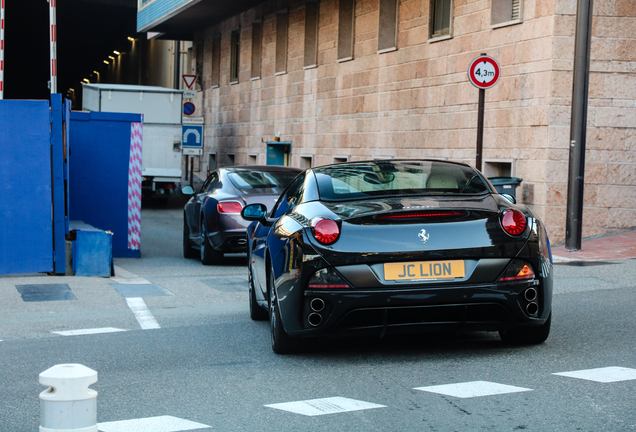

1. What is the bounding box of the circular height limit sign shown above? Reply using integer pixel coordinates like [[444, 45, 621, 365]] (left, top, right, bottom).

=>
[[468, 55, 501, 89]]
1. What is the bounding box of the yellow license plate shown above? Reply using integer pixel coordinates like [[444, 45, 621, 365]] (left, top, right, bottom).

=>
[[384, 260, 465, 281]]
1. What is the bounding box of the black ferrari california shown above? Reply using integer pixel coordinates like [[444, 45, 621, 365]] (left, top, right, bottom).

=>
[[241, 159, 553, 353]]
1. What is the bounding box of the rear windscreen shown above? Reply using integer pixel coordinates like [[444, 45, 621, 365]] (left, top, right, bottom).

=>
[[314, 160, 489, 201], [228, 171, 299, 189]]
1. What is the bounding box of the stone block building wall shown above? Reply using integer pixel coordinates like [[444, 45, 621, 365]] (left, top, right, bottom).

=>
[[195, 0, 635, 244]]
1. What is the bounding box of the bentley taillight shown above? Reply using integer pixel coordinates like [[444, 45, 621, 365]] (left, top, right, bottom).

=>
[[501, 210, 526, 235], [217, 201, 243, 214]]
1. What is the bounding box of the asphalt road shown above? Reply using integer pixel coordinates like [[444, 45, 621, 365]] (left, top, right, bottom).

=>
[[1, 199, 635, 431]]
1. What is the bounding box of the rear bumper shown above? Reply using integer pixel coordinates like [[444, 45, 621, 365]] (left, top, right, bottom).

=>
[[207, 229, 248, 253], [286, 279, 551, 338]]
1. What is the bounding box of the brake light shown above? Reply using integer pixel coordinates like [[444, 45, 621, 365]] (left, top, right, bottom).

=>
[[376, 211, 467, 219], [501, 210, 526, 235], [217, 201, 243, 214], [312, 219, 339, 244], [499, 260, 536, 281]]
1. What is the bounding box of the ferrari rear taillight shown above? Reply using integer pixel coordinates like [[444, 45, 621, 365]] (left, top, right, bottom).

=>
[[376, 210, 467, 219], [501, 210, 527, 235], [217, 201, 243, 214], [312, 218, 340, 245], [499, 259, 536, 281]]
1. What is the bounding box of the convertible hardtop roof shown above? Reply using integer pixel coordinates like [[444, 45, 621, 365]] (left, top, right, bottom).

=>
[[311, 159, 473, 172], [222, 165, 303, 172]]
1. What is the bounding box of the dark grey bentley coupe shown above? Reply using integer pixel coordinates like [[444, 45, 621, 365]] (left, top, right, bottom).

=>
[[241, 159, 553, 354]]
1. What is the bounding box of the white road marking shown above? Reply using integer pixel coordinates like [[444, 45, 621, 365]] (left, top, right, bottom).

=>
[[52, 328, 127, 336], [126, 297, 160, 330], [98, 415, 210, 432], [414, 381, 532, 398], [265, 396, 386, 416], [553, 366, 636, 383]]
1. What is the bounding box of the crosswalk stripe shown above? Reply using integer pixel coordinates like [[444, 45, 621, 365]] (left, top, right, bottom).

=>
[[265, 396, 386, 416], [553, 366, 636, 383], [52, 328, 127, 336], [98, 415, 210, 432], [414, 381, 533, 398]]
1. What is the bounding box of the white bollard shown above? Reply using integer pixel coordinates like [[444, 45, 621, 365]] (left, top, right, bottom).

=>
[[39, 364, 98, 432]]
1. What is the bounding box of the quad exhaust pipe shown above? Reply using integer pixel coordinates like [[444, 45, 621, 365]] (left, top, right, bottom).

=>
[[308, 313, 322, 327], [310, 298, 325, 312], [526, 302, 539, 316], [308, 298, 326, 327], [524, 287, 538, 302]]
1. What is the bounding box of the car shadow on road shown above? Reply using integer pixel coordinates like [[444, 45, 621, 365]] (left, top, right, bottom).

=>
[[284, 331, 545, 361]]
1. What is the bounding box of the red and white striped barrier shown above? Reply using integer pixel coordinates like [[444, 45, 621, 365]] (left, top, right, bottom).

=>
[[49, 0, 57, 94], [1, 0, 5, 99], [127, 122, 143, 250]]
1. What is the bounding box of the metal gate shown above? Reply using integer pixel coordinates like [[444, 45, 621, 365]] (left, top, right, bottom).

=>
[[0, 95, 69, 274]]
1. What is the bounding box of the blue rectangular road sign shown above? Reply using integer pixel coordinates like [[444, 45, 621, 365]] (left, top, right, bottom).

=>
[[182, 124, 203, 148]]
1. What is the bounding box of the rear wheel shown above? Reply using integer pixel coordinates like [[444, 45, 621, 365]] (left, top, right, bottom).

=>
[[183, 219, 198, 259], [500, 314, 551, 345], [269, 271, 295, 354], [249, 259, 267, 321], [200, 217, 223, 265]]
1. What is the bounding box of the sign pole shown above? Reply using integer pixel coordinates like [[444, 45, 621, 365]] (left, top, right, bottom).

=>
[[476, 88, 485, 171], [0, 0, 5, 99], [468, 53, 500, 172], [49, 0, 57, 94]]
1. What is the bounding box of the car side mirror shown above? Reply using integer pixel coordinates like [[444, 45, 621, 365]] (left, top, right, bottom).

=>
[[500, 193, 516, 204], [181, 186, 195, 196], [241, 203, 268, 221]]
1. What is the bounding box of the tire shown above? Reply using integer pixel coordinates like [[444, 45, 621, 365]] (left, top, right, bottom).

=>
[[249, 259, 268, 321], [200, 217, 223, 265], [269, 271, 295, 354], [183, 218, 198, 259], [500, 313, 551, 345]]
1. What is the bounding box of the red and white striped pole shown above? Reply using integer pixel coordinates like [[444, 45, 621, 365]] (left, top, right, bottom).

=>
[[49, 0, 57, 94], [1, 0, 5, 99]]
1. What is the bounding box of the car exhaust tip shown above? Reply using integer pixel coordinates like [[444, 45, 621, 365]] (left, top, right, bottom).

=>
[[524, 287, 538, 302], [310, 298, 325, 312], [526, 302, 539, 316], [308, 313, 322, 327]]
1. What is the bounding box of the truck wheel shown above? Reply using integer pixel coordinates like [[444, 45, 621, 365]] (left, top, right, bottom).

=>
[[200, 218, 223, 265], [183, 219, 198, 259]]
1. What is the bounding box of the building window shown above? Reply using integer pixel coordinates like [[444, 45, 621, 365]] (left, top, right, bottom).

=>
[[378, 0, 398, 53], [249, 154, 258, 164], [251, 20, 263, 80], [211, 35, 221, 88], [230, 28, 240, 84], [338, 0, 355, 62], [276, 10, 289, 75], [304, 1, 319, 69], [300, 156, 313, 169], [334, 156, 348, 163], [430, 0, 452, 38], [491, 0, 521, 26]]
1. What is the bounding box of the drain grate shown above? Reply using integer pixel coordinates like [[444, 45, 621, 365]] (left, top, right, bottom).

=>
[[16, 284, 77, 302], [110, 283, 174, 298], [555, 261, 618, 267]]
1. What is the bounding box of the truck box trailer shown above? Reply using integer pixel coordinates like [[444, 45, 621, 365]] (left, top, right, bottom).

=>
[[82, 84, 183, 201]]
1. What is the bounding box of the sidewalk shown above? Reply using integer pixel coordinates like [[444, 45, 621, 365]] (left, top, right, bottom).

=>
[[551, 229, 636, 263]]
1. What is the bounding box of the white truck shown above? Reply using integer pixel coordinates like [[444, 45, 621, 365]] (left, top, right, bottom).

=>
[[82, 84, 183, 202]]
